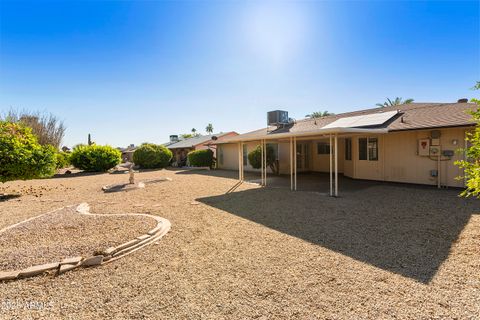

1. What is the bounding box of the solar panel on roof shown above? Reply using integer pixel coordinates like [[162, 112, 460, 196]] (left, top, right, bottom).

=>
[[322, 111, 399, 129]]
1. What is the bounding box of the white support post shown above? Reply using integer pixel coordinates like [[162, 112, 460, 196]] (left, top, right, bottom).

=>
[[290, 137, 293, 191], [263, 139, 267, 187], [260, 140, 264, 186], [294, 136, 297, 191], [335, 133, 338, 197], [329, 134, 333, 196], [241, 142, 244, 182], [238, 143, 242, 181]]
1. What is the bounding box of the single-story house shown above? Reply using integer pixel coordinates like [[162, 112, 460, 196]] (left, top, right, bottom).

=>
[[167, 132, 238, 166], [119, 144, 137, 163], [216, 101, 477, 195]]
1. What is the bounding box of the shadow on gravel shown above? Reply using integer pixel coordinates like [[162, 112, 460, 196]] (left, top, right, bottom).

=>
[[0, 194, 21, 202], [197, 183, 478, 284]]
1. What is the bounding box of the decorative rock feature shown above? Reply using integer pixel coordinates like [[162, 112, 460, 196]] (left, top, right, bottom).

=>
[[0, 203, 171, 282], [0, 271, 20, 281], [137, 234, 150, 241], [61, 256, 83, 265], [19, 262, 59, 278], [82, 255, 104, 267], [58, 263, 81, 275]]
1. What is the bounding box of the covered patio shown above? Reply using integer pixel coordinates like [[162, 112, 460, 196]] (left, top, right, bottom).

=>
[[231, 127, 388, 197]]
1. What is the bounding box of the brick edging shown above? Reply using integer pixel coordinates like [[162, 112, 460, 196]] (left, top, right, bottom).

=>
[[0, 203, 171, 282]]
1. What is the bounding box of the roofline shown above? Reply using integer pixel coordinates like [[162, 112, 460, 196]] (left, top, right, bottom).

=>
[[388, 124, 475, 132], [216, 127, 389, 144]]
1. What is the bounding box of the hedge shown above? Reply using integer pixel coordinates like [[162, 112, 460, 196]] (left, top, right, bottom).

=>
[[70, 145, 121, 172], [133, 143, 172, 169], [187, 149, 214, 168]]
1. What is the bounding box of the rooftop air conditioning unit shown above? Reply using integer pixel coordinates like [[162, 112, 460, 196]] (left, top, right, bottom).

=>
[[267, 110, 289, 127], [170, 135, 179, 143]]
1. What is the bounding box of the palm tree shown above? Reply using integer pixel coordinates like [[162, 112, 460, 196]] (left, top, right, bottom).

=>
[[376, 97, 414, 108], [206, 123, 214, 134], [305, 111, 334, 118], [191, 128, 199, 136]]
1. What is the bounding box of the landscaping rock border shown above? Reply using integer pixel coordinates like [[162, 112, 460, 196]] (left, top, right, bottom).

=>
[[0, 203, 171, 282]]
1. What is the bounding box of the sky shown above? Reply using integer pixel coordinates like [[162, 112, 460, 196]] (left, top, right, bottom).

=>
[[0, 0, 479, 147]]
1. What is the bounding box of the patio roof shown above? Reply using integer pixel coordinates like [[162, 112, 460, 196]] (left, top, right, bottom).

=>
[[216, 127, 389, 143]]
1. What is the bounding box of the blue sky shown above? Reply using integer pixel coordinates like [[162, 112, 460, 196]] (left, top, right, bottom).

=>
[[0, 1, 479, 147]]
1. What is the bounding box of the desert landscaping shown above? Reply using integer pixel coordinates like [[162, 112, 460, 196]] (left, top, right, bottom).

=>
[[0, 168, 479, 319]]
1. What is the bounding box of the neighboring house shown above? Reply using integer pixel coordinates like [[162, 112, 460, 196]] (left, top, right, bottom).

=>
[[167, 132, 238, 166], [119, 144, 137, 163], [216, 101, 477, 193]]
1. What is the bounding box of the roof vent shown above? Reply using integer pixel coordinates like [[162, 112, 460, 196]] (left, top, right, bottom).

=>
[[457, 98, 468, 103], [267, 110, 289, 127]]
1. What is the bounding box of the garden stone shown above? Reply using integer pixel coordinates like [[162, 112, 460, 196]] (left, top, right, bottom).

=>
[[82, 255, 104, 267]]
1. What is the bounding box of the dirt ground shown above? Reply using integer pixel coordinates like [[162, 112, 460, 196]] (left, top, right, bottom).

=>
[[0, 168, 479, 319]]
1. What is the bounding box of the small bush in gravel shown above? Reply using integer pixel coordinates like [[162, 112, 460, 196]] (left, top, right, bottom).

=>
[[133, 143, 172, 169], [0, 121, 56, 182], [70, 145, 121, 172], [187, 149, 214, 168]]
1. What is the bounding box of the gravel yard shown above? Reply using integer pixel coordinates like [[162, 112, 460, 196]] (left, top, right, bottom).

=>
[[0, 206, 156, 271], [0, 168, 479, 319]]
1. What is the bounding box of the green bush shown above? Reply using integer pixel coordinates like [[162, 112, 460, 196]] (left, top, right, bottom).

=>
[[187, 149, 214, 167], [133, 143, 172, 169], [55, 151, 71, 169], [0, 121, 56, 182], [247, 144, 279, 174], [70, 145, 121, 172]]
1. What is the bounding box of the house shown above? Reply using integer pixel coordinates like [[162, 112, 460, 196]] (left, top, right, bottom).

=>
[[216, 101, 477, 195], [167, 132, 238, 166], [119, 144, 137, 163]]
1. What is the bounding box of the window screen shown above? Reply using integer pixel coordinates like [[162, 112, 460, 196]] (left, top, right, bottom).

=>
[[358, 138, 367, 160], [368, 138, 378, 161], [345, 138, 352, 161], [317, 142, 330, 155]]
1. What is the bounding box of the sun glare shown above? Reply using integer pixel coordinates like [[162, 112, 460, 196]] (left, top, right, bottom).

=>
[[242, 2, 310, 67]]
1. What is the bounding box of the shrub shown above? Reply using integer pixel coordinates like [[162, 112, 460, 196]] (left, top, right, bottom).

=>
[[55, 151, 71, 169], [187, 149, 214, 168], [0, 121, 56, 183], [2, 110, 66, 148], [133, 143, 172, 169], [70, 145, 121, 172], [247, 144, 279, 174]]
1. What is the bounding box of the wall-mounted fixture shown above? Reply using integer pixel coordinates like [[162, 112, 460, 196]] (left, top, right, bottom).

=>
[[452, 139, 458, 146]]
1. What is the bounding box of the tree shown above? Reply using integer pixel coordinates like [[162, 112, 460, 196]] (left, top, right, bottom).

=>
[[206, 123, 214, 134], [376, 97, 414, 108], [0, 121, 57, 183], [191, 128, 197, 135], [181, 133, 193, 139], [247, 144, 279, 175], [305, 111, 334, 118], [455, 82, 480, 198], [2, 110, 66, 149]]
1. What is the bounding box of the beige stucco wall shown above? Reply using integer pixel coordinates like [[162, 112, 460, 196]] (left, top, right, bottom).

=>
[[218, 126, 469, 188]]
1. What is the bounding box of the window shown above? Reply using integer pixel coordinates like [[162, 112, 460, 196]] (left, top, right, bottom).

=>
[[243, 144, 248, 166], [345, 138, 352, 161], [368, 138, 378, 161], [359, 138, 367, 160], [267, 143, 279, 160], [218, 146, 224, 165], [359, 137, 378, 161], [317, 142, 330, 155]]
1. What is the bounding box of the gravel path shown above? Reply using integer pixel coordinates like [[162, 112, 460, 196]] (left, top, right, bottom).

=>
[[0, 207, 156, 271], [0, 169, 479, 319]]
